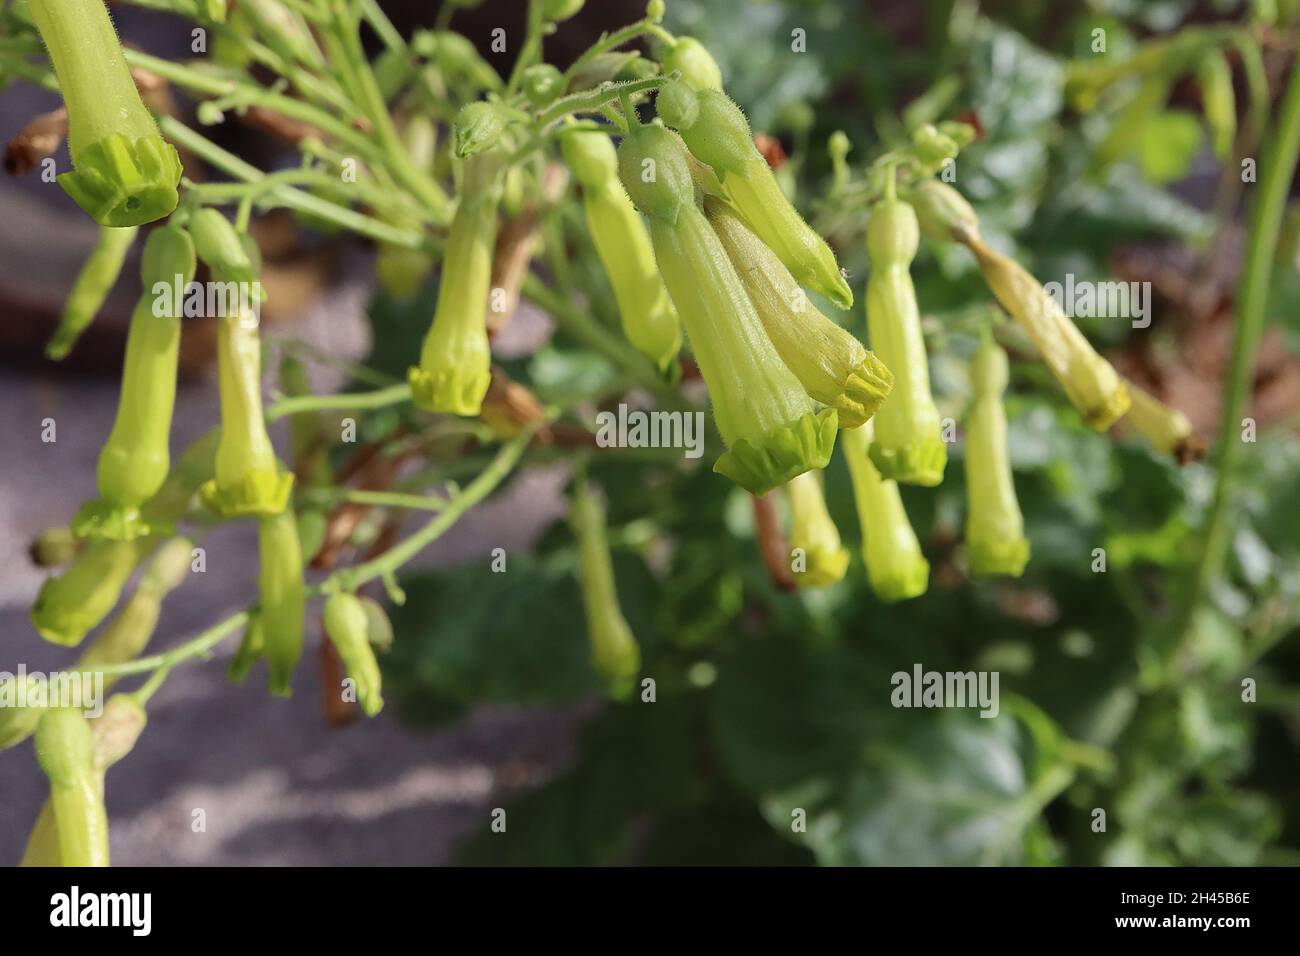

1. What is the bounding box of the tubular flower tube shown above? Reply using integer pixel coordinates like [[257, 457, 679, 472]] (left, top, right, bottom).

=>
[[661, 36, 723, 91], [227, 612, 265, 685], [561, 128, 682, 374], [571, 479, 640, 700], [908, 178, 980, 246], [656, 84, 853, 309], [1122, 381, 1204, 463], [199, 225, 293, 517], [30, 538, 151, 647], [706, 195, 893, 428], [27, 0, 181, 226], [33, 708, 109, 867], [617, 123, 837, 494], [865, 196, 947, 485], [954, 226, 1131, 431], [785, 470, 850, 588], [46, 225, 138, 360], [322, 593, 384, 717], [408, 152, 502, 416], [258, 508, 305, 697], [841, 422, 930, 602], [963, 337, 1030, 577], [76, 536, 194, 688], [23, 695, 146, 868], [73, 226, 197, 541]]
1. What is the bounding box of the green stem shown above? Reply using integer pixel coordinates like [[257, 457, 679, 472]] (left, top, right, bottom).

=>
[[331, 489, 449, 512], [1175, 60, 1300, 659], [562, 19, 668, 83], [265, 382, 413, 422], [505, 0, 545, 98]]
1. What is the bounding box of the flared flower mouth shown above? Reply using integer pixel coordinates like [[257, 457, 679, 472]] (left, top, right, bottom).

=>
[[408, 364, 492, 417], [868, 557, 931, 603], [868, 434, 947, 487], [967, 535, 1031, 578], [713, 408, 838, 495], [794, 545, 851, 588], [69, 501, 163, 542], [58, 132, 182, 228], [200, 469, 295, 519], [836, 353, 895, 429]]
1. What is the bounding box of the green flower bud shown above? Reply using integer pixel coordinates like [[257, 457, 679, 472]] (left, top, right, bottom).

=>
[[454, 101, 509, 158], [654, 77, 700, 130], [238, 0, 325, 69], [908, 178, 979, 245], [523, 63, 566, 108], [958, 229, 1131, 431], [46, 225, 139, 360], [964, 338, 1029, 577], [616, 122, 695, 225], [201, 254, 294, 518], [543, 0, 586, 22], [786, 470, 849, 588], [34, 708, 109, 866], [0, 676, 46, 752], [670, 89, 853, 309], [358, 596, 394, 652], [323, 593, 384, 717], [706, 196, 892, 428], [408, 153, 502, 416], [1123, 381, 1203, 463], [258, 509, 305, 697], [619, 131, 837, 492], [31, 538, 149, 647], [415, 31, 503, 92], [865, 198, 947, 485], [563, 129, 682, 373], [841, 423, 930, 602], [190, 209, 256, 283], [29, 526, 82, 568], [571, 479, 641, 699], [662, 36, 723, 91], [74, 226, 197, 541], [912, 123, 959, 169], [76, 537, 194, 687], [28, 0, 182, 226]]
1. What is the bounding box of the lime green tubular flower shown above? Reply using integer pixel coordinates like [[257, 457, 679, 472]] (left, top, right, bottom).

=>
[[258, 508, 305, 697], [73, 226, 197, 541], [33, 708, 109, 867], [561, 128, 682, 374], [28, 0, 182, 226], [963, 337, 1029, 577], [617, 124, 837, 494], [955, 226, 1131, 431], [655, 83, 853, 309], [31, 537, 151, 647], [571, 479, 640, 699], [24, 695, 146, 867], [865, 196, 947, 485], [841, 422, 930, 602], [323, 592, 384, 717], [46, 225, 139, 360], [1122, 380, 1203, 463], [785, 470, 850, 588], [408, 152, 502, 416], [706, 195, 892, 428], [661, 36, 723, 91]]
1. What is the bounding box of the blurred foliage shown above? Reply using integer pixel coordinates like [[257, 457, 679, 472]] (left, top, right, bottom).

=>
[[377, 0, 1300, 866]]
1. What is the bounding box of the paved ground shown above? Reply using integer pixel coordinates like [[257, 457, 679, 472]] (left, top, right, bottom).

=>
[[0, 232, 583, 866]]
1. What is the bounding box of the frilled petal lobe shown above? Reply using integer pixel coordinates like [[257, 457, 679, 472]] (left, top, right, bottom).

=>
[[58, 133, 181, 228], [200, 468, 294, 520], [408, 364, 492, 417], [713, 408, 838, 496]]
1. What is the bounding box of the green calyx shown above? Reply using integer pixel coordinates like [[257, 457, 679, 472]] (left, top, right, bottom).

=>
[[706, 196, 892, 427], [841, 424, 930, 602], [75, 226, 197, 541], [661, 36, 723, 91], [409, 154, 501, 416], [654, 77, 701, 130], [190, 209, 257, 282], [30, 538, 148, 647], [908, 178, 980, 244], [786, 470, 850, 588], [258, 509, 305, 697], [865, 198, 946, 485], [454, 101, 509, 158], [323, 593, 384, 717], [964, 338, 1030, 578], [58, 132, 182, 228], [617, 122, 695, 225], [522, 63, 565, 108]]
